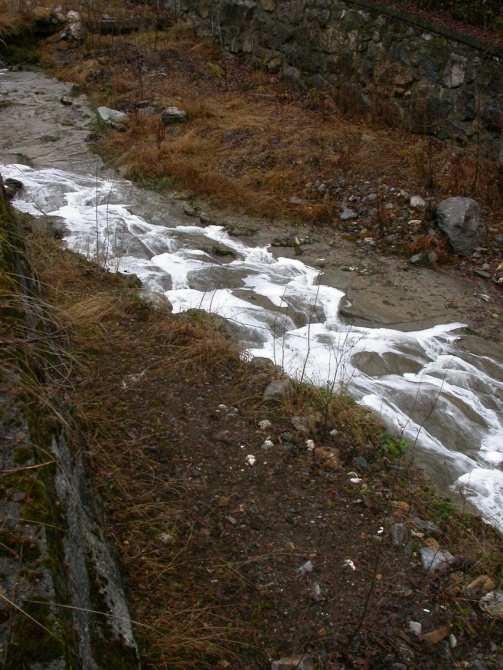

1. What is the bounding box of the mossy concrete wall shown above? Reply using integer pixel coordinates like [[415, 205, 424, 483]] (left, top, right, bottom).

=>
[[171, 0, 503, 160]]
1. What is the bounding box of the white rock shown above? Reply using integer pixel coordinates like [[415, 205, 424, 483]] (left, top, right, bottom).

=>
[[258, 419, 272, 431], [305, 439, 315, 452], [297, 560, 314, 575], [408, 621, 422, 636], [343, 558, 356, 571], [245, 454, 256, 466], [262, 439, 274, 450], [96, 106, 127, 129], [479, 590, 503, 620], [410, 195, 426, 208]]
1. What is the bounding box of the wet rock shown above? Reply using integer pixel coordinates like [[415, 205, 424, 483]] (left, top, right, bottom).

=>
[[3, 177, 23, 200], [161, 106, 188, 125], [391, 522, 409, 547], [271, 655, 314, 670], [420, 547, 455, 572], [479, 590, 503, 620], [263, 378, 291, 401], [436, 197, 485, 256], [97, 106, 128, 129]]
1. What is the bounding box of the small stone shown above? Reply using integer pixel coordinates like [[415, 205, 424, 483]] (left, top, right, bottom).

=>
[[314, 446, 339, 469], [474, 269, 491, 279], [214, 430, 233, 444], [410, 195, 426, 208], [465, 575, 496, 594], [424, 537, 440, 552], [422, 626, 449, 644], [352, 455, 368, 471], [411, 517, 441, 536], [311, 582, 323, 601], [159, 532, 174, 545], [161, 106, 188, 125], [245, 454, 256, 466], [60, 96, 73, 105], [258, 419, 272, 431], [449, 634, 457, 648], [297, 560, 314, 575], [479, 590, 503, 620], [391, 522, 409, 547], [408, 620, 422, 636], [263, 378, 291, 401], [340, 207, 357, 221], [420, 547, 455, 572], [262, 439, 274, 450]]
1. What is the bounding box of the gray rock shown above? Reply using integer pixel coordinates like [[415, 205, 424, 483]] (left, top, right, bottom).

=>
[[420, 547, 455, 572], [161, 106, 188, 125], [409, 251, 437, 266], [411, 517, 441, 537], [436, 197, 485, 256], [96, 106, 128, 129], [474, 269, 491, 280], [60, 95, 73, 106], [479, 590, 503, 620], [495, 234, 503, 247], [391, 522, 409, 547], [340, 207, 357, 221], [271, 656, 314, 670], [263, 378, 291, 401]]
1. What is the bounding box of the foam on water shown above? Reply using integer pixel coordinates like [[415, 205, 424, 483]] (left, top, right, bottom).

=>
[[3, 162, 503, 531]]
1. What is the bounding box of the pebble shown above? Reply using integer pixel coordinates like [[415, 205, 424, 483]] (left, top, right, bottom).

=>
[[340, 207, 357, 221], [420, 547, 455, 572], [60, 95, 73, 105], [262, 439, 274, 450], [479, 590, 503, 620], [297, 560, 314, 575], [391, 522, 409, 547], [408, 620, 422, 636], [245, 454, 256, 466], [410, 195, 426, 208], [258, 419, 272, 431]]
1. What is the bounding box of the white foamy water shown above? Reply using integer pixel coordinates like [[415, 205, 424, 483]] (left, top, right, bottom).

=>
[[3, 163, 503, 531]]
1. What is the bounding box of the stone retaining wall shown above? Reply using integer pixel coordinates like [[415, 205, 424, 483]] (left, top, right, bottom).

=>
[[170, 0, 503, 160]]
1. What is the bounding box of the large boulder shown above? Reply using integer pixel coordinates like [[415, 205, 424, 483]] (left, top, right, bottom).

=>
[[97, 106, 128, 130], [435, 197, 485, 256]]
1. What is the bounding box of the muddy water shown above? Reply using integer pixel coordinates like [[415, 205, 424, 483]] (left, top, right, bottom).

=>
[[2, 68, 503, 530]]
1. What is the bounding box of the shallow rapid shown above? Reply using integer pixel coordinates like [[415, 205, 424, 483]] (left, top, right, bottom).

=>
[[1, 69, 502, 531]]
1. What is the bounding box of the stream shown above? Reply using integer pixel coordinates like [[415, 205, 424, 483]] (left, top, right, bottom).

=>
[[1, 68, 503, 531]]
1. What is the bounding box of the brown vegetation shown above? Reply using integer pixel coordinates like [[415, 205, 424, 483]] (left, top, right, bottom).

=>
[[37, 12, 503, 268]]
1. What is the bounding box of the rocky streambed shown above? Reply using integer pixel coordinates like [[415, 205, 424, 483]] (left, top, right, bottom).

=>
[[1, 67, 503, 531]]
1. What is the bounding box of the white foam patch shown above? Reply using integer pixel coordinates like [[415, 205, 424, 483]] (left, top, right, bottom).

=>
[[3, 161, 503, 533]]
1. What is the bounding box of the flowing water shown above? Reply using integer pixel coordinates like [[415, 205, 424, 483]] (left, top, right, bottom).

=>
[[1, 68, 503, 530]]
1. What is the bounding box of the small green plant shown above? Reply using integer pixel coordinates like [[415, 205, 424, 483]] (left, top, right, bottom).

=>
[[380, 432, 408, 459], [432, 496, 455, 522]]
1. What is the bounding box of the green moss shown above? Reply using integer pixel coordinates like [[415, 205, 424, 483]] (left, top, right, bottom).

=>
[[12, 446, 34, 465]]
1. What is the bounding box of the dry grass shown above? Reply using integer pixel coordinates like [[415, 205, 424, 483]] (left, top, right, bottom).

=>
[[39, 14, 503, 247]]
